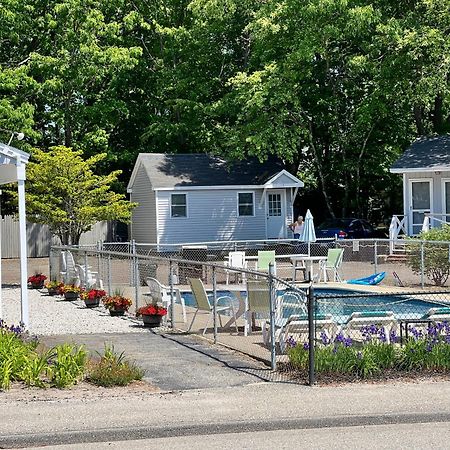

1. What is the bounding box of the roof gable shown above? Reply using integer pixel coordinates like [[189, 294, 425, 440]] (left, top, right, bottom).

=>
[[391, 135, 450, 173], [128, 153, 302, 191]]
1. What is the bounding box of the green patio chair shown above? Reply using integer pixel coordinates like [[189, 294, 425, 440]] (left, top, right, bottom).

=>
[[319, 248, 344, 282], [256, 250, 276, 274]]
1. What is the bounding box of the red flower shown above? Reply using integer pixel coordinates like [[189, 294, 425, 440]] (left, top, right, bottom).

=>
[[28, 274, 47, 284], [136, 304, 168, 317]]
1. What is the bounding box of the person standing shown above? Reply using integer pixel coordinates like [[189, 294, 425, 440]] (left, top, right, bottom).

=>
[[289, 215, 304, 239]]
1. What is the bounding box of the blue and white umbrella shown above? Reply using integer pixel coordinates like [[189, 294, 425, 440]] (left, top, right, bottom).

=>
[[299, 209, 316, 255]]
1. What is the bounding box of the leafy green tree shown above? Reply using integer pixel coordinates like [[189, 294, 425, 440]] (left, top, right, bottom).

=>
[[25, 146, 136, 245]]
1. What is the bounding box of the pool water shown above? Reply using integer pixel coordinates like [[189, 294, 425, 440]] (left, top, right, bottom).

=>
[[180, 288, 446, 324]]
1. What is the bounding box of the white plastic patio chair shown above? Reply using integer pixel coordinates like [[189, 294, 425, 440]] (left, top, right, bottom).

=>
[[59, 251, 80, 285], [76, 264, 103, 289], [225, 251, 247, 284], [187, 278, 238, 335], [146, 277, 187, 323]]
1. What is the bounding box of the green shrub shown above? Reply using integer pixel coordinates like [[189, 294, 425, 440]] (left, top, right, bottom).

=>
[[47, 344, 88, 388], [406, 224, 450, 286], [88, 345, 144, 387]]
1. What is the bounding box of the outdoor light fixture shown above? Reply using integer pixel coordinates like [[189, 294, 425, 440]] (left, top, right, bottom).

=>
[[0, 128, 25, 145], [7, 131, 25, 146]]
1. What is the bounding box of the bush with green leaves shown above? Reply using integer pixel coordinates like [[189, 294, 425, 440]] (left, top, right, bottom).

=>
[[287, 321, 450, 379], [88, 345, 144, 387], [406, 224, 450, 286], [0, 321, 143, 390]]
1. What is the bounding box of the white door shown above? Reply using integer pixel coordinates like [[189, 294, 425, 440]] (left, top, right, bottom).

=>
[[266, 190, 285, 238], [409, 180, 432, 235]]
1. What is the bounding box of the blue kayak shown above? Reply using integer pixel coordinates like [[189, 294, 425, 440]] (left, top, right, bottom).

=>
[[347, 272, 386, 286]]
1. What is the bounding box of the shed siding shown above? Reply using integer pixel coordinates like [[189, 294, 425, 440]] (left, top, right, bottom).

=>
[[130, 165, 157, 243], [157, 189, 268, 244]]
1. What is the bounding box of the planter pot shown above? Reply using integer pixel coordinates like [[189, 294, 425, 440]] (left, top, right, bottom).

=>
[[109, 308, 127, 316], [30, 283, 44, 289], [47, 287, 59, 296], [84, 298, 100, 308], [64, 291, 79, 301], [142, 314, 163, 328]]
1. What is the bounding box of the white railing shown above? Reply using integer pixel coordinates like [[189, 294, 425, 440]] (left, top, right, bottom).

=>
[[422, 213, 450, 232], [389, 215, 408, 254]]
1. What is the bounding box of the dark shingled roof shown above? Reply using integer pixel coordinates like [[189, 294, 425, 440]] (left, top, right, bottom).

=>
[[391, 135, 450, 171], [138, 153, 288, 188]]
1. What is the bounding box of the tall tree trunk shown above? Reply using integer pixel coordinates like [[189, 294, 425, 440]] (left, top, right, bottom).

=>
[[413, 104, 425, 135], [64, 98, 72, 147], [432, 94, 444, 133]]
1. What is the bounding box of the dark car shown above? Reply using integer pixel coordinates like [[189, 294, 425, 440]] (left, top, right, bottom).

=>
[[315, 218, 385, 239]]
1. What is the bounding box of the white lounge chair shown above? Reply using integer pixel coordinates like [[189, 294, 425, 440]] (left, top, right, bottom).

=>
[[145, 277, 187, 323], [342, 311, 397, 343], [187, 278, 238, 335], [278, 313, 338, 354], [225, 251, 247, 284], [422, 307, 450, 323]]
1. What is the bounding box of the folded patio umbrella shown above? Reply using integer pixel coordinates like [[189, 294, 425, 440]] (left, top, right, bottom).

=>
[[299, 209, 316, 256]]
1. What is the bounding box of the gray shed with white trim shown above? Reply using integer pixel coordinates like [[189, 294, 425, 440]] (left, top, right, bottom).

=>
[[127, 153, 304, 245]]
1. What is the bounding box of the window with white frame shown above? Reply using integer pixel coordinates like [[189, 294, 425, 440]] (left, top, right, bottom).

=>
[[238, 192, 254, 216], [171, 193, 187, 217]]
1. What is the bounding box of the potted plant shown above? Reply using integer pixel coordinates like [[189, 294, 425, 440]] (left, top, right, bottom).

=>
[[80, 289, 106, 308], [61, 284, 83, 301], [27, 273, 47, 289], [102, 292, 132, 316], [44, 280, 64, 296], [136, 304, 168, 328]]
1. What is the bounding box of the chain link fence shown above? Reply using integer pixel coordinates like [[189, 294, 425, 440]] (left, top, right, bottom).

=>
[[49, 240, 450, 384]]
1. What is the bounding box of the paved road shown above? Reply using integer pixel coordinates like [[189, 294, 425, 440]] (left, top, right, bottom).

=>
[[2, 381, 450, 448], [25, 422, 450, 450]]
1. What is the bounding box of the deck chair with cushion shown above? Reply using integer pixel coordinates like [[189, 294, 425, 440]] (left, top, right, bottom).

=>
[[187, 278, 238, 334], [146, 277, 187, 323], [319, 248, 344, 282], [225, 251, 247, 284], [278, 313, 339, 354], [422, 307, 450, 322], [342, 311, 397, 343], [256, 250, 276, 274]]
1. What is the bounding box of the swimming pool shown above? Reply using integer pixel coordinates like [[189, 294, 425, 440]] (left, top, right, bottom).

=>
[[180, 288, 447, 324]]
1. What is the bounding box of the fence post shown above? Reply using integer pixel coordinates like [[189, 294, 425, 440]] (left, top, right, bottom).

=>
[[374, 240, 378, 274], [96, 240, 101, 276], [268, 263, 277, 371], [169, 260, 175, 330], [308, 283, 315, 386], [131, 239, 136, 286], [420, 241, 425, 288], [134, 254, 139, 311], [107, 254, 112, 295], [212, 265, 217, 344], [84, 251, 88, 288]]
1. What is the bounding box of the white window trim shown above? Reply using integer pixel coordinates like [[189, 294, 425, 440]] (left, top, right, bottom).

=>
[[237, 191, 255, 217], [441, 178, 450, 221], [170, 192, 188, 219]]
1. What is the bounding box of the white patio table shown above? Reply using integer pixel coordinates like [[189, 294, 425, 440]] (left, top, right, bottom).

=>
[[290, 255, 327, 282]]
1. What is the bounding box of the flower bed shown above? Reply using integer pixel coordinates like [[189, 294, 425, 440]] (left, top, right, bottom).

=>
[[286, 322, 450, 379]]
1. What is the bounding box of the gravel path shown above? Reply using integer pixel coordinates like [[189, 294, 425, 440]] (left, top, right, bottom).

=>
[[1, 288, 147, 335]]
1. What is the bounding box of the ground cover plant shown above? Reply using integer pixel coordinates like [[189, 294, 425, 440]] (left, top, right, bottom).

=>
[[286, 322, 450, 380], [87, 345, 144, 387], [0, 320, 144, 390]]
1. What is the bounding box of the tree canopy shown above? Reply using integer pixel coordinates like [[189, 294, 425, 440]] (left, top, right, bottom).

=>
[[2, 0, 450, 222], [25, 146, 135, 245]]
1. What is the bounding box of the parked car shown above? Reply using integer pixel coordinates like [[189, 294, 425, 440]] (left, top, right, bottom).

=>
[[315, 218, 386, 239]]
